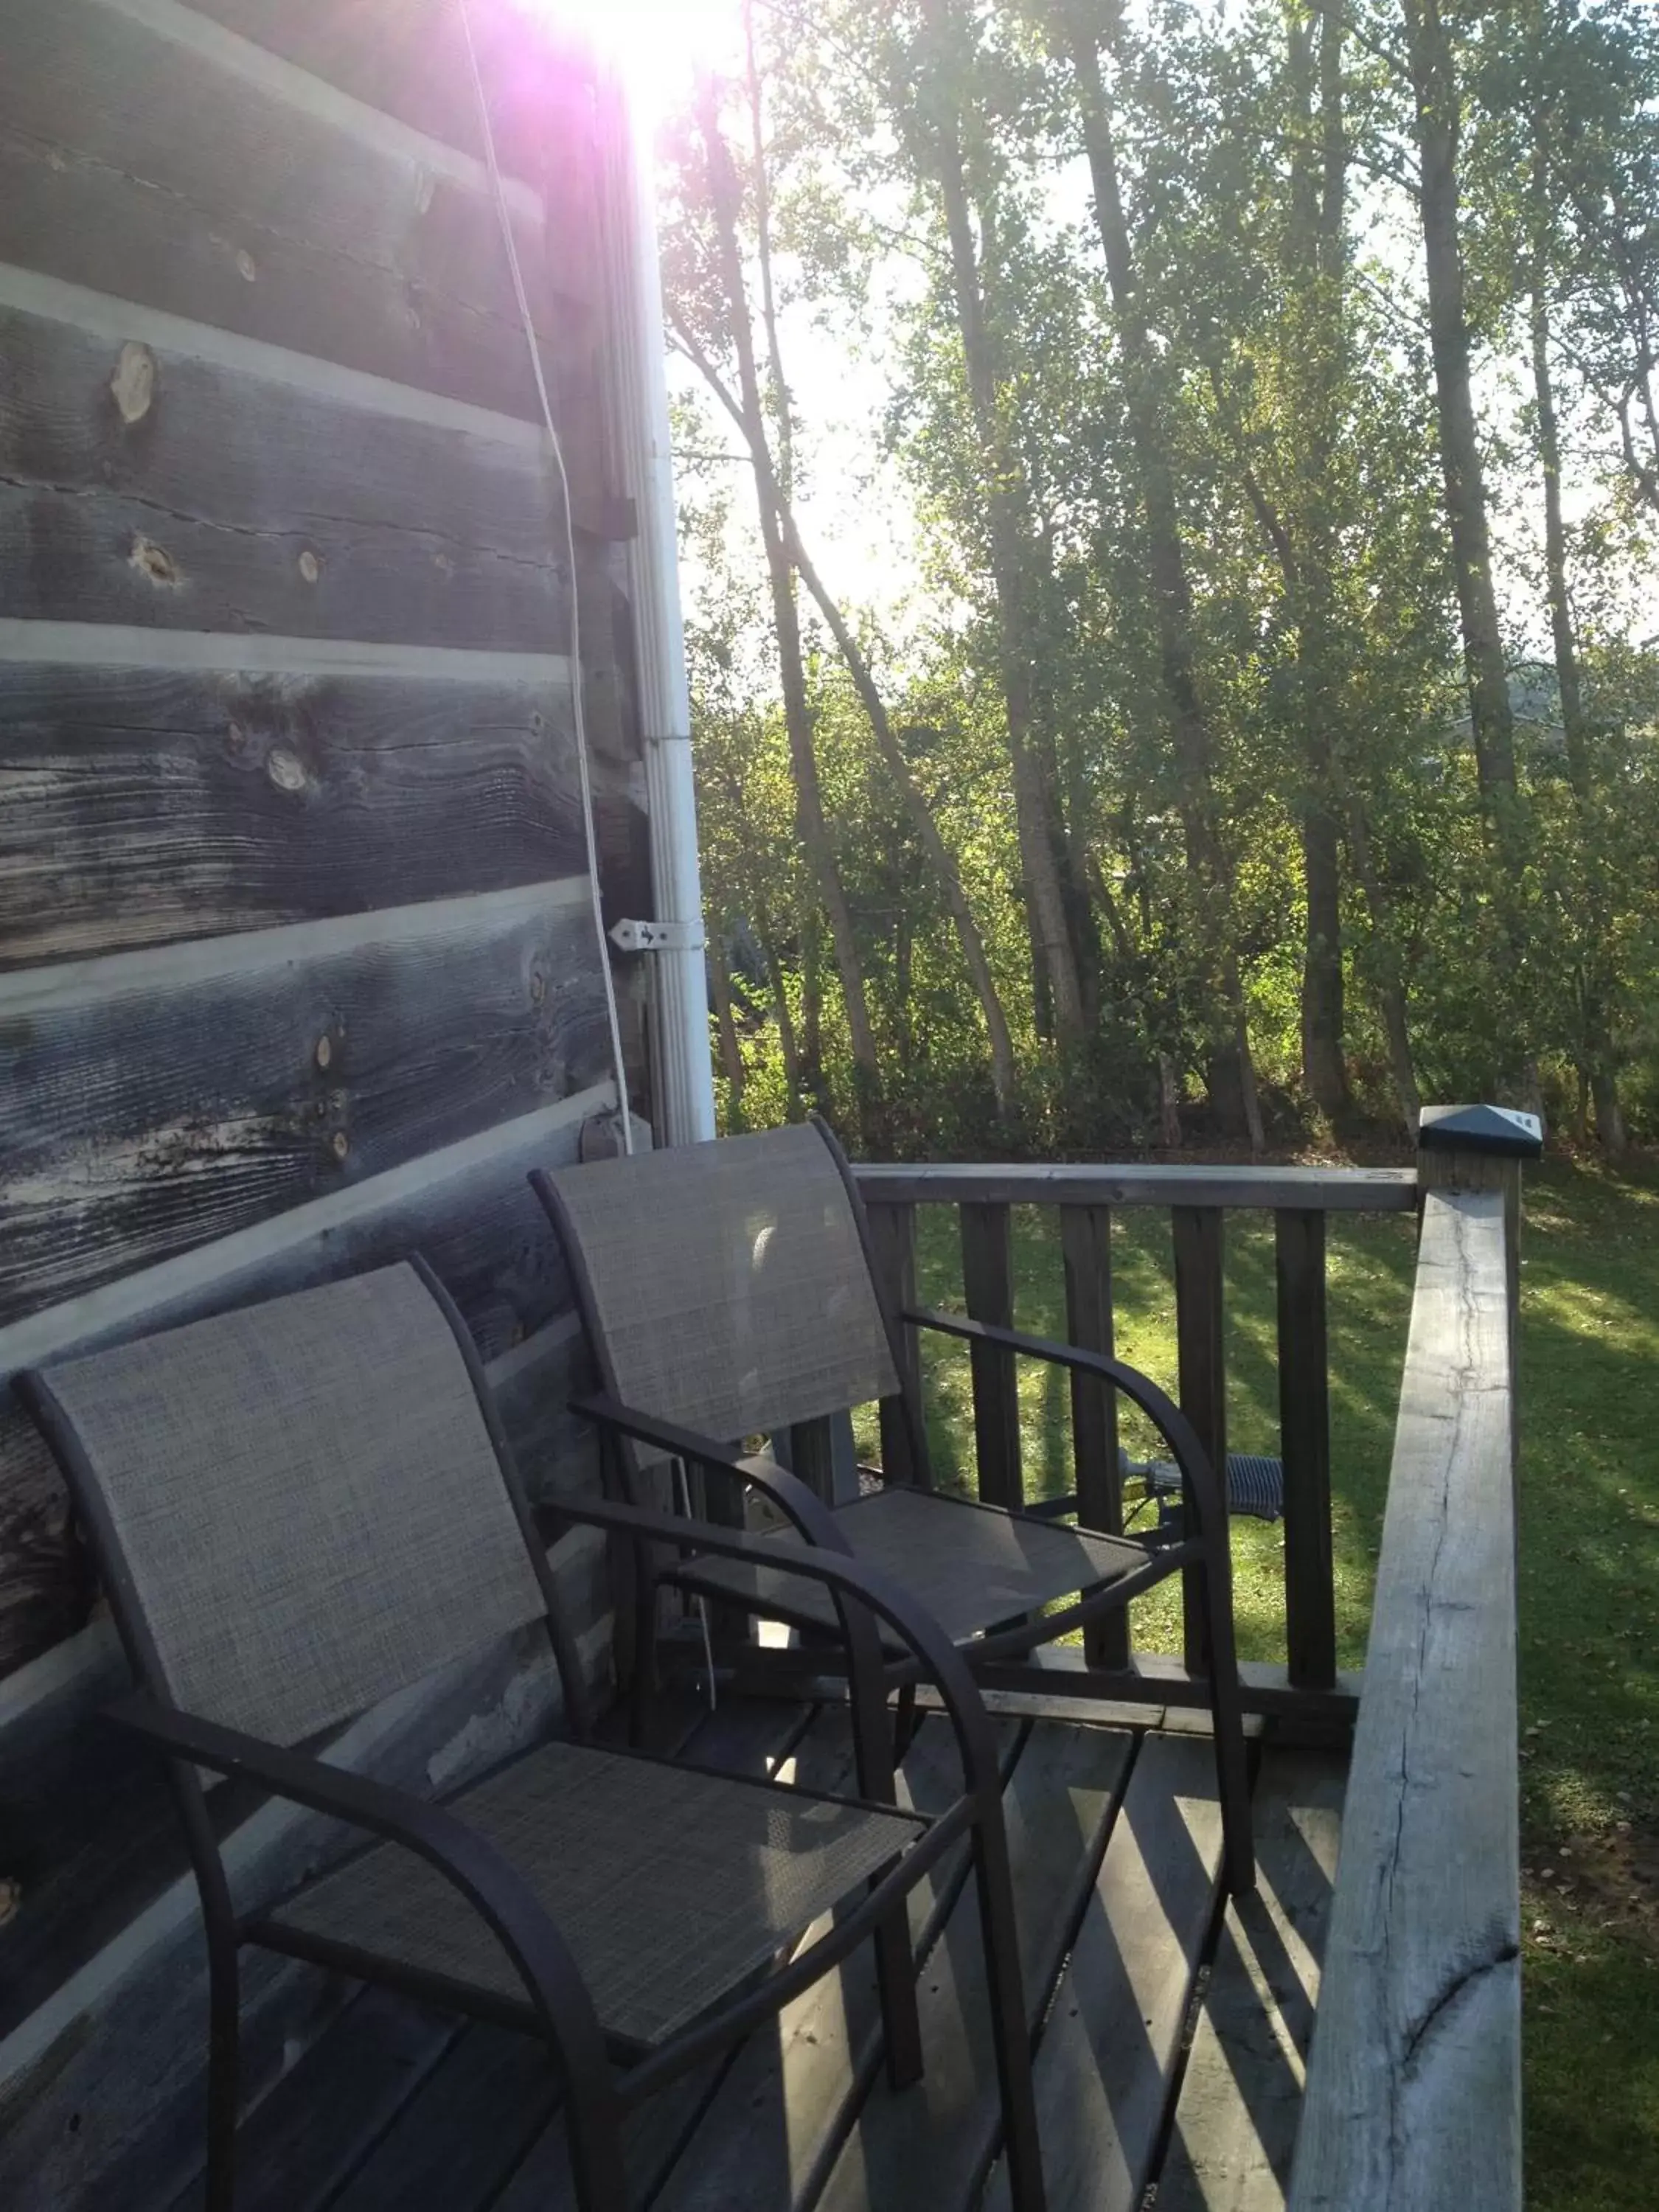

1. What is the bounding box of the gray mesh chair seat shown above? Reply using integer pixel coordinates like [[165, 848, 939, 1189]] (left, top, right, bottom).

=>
[[676, 1487, 1152, 1647], [535, 1118, 1256, 1906], [270, 1737, 922, 2048], [20, 1259, 1048, 2212]]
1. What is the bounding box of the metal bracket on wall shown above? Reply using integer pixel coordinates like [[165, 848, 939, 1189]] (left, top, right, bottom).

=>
[[609, 917, 706, 954]]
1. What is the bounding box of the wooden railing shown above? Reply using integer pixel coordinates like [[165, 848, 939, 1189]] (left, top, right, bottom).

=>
[[1289, 1115, 1531, 2212], [860, 1112, 1531, 2207], [852, 1158, 1420, 1722]]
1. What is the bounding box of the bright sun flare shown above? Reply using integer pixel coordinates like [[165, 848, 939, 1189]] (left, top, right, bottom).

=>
[[520, 0, 736, 113]]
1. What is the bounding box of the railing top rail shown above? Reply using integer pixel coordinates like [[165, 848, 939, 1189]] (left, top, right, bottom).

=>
[[852, 1161, 1419, 1212], [1289, 1180, 1520, 2212]]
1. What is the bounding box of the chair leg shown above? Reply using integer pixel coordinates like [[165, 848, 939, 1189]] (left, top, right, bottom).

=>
[[874, 1903, 925, 2090], [560, 2073, 632, 2212], [203, 1926, 241, 2212], [972, 1817, 1046, 2212], [627, 1551, 662, 1752], [891, 1680, 920, 1762], [1200, 1559, 1256, 1897]]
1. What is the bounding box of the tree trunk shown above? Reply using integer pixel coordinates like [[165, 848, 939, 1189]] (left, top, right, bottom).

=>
[[1344, 785, 1422, 1133], [695, 83, 882, 1129], [1531, 145, 1625, 1155], [1061, 10, 1259, 1140], [697, 46, 1021, 1119], [1402, 1, 1521, 817], [1301, 783, 1349, 1116], [915, 0, 1088, 1050], [799, 914, 824, 1103], [1286, 3, 1353, 1122], [1591, 1070, 1628, 1158], [708, 947, 747, 1124], [1158, 1055, 1183, 1150]]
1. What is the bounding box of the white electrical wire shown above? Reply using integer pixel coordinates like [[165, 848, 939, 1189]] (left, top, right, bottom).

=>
[[465, 8, 717, 1703], [461, 0, 634, 1161]]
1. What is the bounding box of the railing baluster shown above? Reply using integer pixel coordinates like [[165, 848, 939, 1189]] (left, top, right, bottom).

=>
[[865, 1199, 922, 1486], [1277, 1207, 1336, 1690], [1172, 1204, 1226, 1675], [1060, 1203, 1129, 1670], [959, 1202, 1021, 1509], [787, 1416, 843, 1508]]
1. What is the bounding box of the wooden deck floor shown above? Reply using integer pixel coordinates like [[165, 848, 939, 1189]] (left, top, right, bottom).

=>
[[169, 1694, 1346, 2212]]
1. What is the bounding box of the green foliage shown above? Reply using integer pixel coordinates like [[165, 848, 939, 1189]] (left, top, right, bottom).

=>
[[665, 0, 1659, 1154]]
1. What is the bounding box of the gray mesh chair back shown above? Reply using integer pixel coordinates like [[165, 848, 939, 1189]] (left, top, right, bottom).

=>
[[27, 1264, 549, 1748], [540, 1121, 899, 1443]]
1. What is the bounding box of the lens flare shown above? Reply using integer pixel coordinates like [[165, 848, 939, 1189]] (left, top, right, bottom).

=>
[[512, 0, 736, 114]]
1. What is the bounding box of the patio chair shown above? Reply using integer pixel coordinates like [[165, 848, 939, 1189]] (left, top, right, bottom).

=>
[[18, 1259, 1046, 2212], [534, 1118, 1255, 1896]]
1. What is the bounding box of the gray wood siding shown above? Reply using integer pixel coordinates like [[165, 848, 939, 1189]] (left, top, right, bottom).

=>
[[0, 7, 646, 2191], [0, 655, 616, 967]]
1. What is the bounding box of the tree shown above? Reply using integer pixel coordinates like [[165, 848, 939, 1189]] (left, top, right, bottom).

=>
[[685, 72, 883, 1131], [1048, 1, 1266, 1147]]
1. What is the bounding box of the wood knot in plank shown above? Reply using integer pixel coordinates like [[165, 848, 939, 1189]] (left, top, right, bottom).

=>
[[331, 1130, 350, 1162], [0, 1878, 21, 1927], [110, 343, 156, 425], [266, 746, 308, 794], [237, 249, 257, 282], [298, 549, 321, 585], [129, 535, 181, 588]]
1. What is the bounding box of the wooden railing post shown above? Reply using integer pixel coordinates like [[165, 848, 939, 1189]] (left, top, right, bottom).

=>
[[1290, 1104, 1539, 2212], [1061, 1204, 1129, 1670], [1277, 1208, 1335, 1691], [1418, 1103, 1537, 1478], [1172, 1205, 1226, 1674], [960, 1203, 1022, 1509], [865, 1200, 922, 1486]]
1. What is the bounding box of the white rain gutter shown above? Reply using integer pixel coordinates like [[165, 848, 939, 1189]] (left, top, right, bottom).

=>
[[597, 68, 717, 1147]]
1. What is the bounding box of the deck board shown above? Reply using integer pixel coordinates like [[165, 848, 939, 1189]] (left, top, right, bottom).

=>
[[165, 1985, 460, 2212], [981, 1730, 1227, 2212], [160, 1701, 1349, 2212], [813, 1719, 1135, 2212], [649, 1708, 1023, 2212], [1154, 1750, 1346, 2212]]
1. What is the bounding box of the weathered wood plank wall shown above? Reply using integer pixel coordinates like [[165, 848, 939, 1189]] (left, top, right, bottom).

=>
[[0, 2, 647, 2197]]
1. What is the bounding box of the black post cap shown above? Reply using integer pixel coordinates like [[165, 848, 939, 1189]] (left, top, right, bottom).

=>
[[1418, 1104, 1545, 1158]]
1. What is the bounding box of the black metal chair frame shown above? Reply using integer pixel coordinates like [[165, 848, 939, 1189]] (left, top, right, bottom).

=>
[[19, 1257, 1048, 2212], [535, 1120, 1255, 1899]]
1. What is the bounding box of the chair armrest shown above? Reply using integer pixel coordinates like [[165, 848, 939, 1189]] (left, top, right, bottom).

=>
[[554, 1496, 1005, 1809], [904, 1307, 1230, 1544], [106, 1691, 617, 2104], [574, 1391, 850, 1551]]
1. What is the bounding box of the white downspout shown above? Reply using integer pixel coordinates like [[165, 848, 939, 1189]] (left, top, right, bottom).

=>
[[597, 67, 717, 1147]]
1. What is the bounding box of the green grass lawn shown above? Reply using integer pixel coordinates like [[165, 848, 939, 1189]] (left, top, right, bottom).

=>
[[878, 1158, 1659, 2212]]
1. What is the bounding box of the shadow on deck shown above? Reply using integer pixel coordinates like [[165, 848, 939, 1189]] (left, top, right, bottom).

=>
[[173, 1690, 1345, 2212]]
